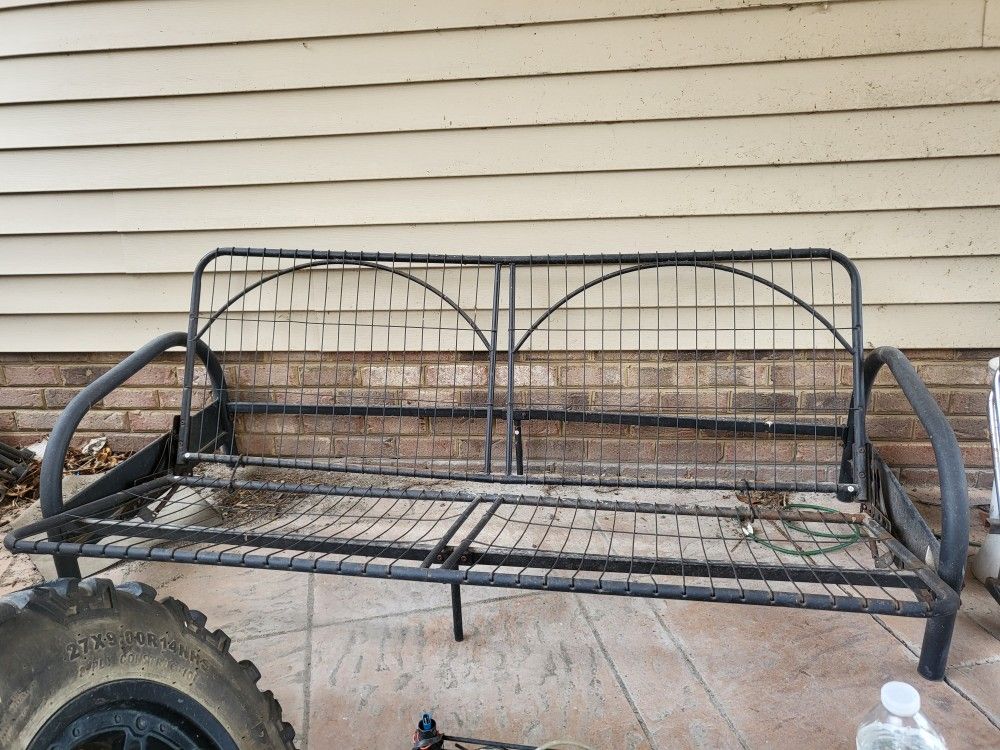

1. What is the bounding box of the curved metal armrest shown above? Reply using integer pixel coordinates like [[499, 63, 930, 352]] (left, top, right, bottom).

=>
[[40, 332, 228, 520], [862, 346, 969, 593]]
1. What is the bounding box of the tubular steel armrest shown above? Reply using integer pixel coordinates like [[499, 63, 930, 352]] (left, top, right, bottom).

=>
[[40, 332, 229, 521], [861, 347, 969, 594]]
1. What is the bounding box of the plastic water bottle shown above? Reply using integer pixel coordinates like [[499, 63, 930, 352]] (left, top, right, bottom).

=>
[[856, 682, 947, 749]]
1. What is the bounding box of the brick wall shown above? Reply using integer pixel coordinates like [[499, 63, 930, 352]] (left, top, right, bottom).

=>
[[0, 348, 994, 501]]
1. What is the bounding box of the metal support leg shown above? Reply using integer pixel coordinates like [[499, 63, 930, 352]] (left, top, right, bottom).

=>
[[53, 555, 81, 579], [514, 420, 524, 476], [450, 584, 464, 642], [918, 613, 957, 680]]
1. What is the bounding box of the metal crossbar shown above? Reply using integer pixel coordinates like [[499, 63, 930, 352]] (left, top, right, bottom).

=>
[[178, 248, 866, 497]]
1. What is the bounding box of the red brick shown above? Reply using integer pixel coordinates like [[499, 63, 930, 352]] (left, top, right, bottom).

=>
[[361, 416, 425, 436], [877, 442, 993, 470], [590, 391, 658, 411], [869, 389, 949, 414], [0, 431, 44, 447], [946, 416, 989, 441], [677, 363, 769, 388], [898, 468, 941, 490], [733, 392, 798, 412], [562, 365, 624, 387], [238, 435, 279, 456], [948, 391, 987, 415], [59, 365, 112, 386], [102, 389, 160, 409], [15, 410, 126, 432], [959, 444, 995, 469], [96, 433, 157, 453], [495, 364, 554, 387], [525, 438, 586, 462], [916, 363, 989, 387], [967, 468, 998, 490], [793, 442, 843, 464], [359, 364, 421, 388], [333, 435, 394, 456], [237, 414, 300, 435], [43, 387, 80, 409], [298, 364, 357, 387], [903, 348, 957, 361], [630, 365, 675, 387], [951, 349, 997, 361], [722, 440, 797, 463], [0, 388, 44, 408], [122, 365, 179, 387], [659, 391, 731, 411], [423, 364, 490, 387], [770, 362, 839, 387], [865, 416, 915, 440], [126, 410, 175, 432], [800, 391, 851, 412], [3, 365, 58, 386], [394, 436, 456, 459], [874, 442, 938, 468], [299, 415, 365, 435], [155, 389, 186, 409]]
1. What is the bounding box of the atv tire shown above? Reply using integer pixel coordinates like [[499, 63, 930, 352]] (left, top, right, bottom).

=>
[[0, 577, 296, 750]]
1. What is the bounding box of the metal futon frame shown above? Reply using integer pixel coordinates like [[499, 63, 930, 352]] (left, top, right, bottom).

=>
[[5, 248, 969, 680]]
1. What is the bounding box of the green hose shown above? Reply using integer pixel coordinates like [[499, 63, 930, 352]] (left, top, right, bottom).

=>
[[748, 502, 861, 557]]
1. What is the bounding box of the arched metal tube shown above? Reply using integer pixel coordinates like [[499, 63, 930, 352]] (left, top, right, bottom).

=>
[[513, 259, 852, 353], [195, 257, 491, 349], [40, 332, 230, 577]]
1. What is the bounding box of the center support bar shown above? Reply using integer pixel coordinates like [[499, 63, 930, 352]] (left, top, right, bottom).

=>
[[225, 402, 844, 438]]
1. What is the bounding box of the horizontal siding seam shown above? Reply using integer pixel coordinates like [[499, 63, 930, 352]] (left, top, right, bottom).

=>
[[2, 45, 992, 107], [0, 0, 865, 60], [3, 300, 993, 316], [3, 153, 1000, 196], [4, 100, 1000, 154], [4, 206, 1000, 238]]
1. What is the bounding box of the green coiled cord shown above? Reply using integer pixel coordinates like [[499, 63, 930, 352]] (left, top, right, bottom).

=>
[[748, 502, 861, 557]]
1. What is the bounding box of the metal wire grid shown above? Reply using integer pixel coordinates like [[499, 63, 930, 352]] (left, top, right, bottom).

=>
[[179, 248, 863, 495], [12, 474, 952, 617], [505, 252, 857, 490], [183, 250, 499, 480]]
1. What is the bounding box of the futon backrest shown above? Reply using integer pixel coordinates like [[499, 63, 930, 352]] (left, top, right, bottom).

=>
[[178, 248, 865, 494]]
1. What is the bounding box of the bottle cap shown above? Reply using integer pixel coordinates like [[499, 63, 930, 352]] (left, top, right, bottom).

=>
[[881, 681, 921, 717]]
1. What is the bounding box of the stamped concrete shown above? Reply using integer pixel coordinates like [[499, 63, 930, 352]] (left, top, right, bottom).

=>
[[88, 558, 1000, 750], [104, 560, 311, 641]]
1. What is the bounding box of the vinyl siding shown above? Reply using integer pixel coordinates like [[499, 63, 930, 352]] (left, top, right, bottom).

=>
[[0, 0, 997, 352]]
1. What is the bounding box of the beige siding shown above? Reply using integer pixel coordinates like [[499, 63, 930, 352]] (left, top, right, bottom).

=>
[[1, 1, 986, 103], [0, 0, 997, 351], [0, 0, 863, 56], [4, 51, 998, 148], [4, 106, 1000, 192]]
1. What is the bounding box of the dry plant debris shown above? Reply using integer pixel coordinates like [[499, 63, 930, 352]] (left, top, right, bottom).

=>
[[734, 488, 789, 510], [0, 443, 131, 526]]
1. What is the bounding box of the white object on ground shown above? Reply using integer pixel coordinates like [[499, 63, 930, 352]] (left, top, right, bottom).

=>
[[80, 436, 108, 455], [856, 681, 947, 750], [971, 356, 1000, 584], [24, 439, 47, 460]]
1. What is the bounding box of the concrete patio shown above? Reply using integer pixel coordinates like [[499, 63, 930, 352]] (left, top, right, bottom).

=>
[[86, 559, 998, 749]]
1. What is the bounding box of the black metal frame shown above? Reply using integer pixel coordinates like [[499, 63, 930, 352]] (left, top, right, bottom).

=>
[[4, 248, 969, 682]]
